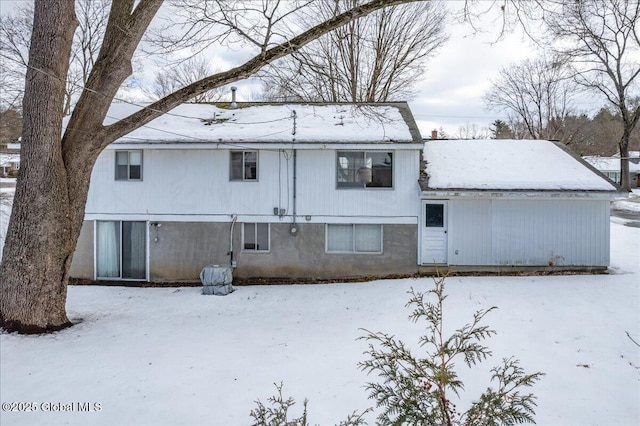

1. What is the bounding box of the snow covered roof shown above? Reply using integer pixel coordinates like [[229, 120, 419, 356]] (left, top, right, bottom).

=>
[[421, 139, 618, 192], [97, 102, 422, 145], [584, 156, 640, 172], [0, 153, 20, 167], [612, 150, 640, 158]]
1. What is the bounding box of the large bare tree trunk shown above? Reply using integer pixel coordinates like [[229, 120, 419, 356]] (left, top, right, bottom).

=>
[[619, 133, 631, 191], [1, 0, 422, 334], [0, 0, 78, 333], [0, 0, 162, 334]]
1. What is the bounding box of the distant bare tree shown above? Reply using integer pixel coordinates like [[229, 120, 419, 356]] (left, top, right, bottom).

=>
[[65, 0, 110, 114], [455, 122, 492, 139], [542, 0, 640, 190], [0, 0, 109, 113], [0, 4, 32, 109], [476, 0, 640, 189], [484, 55, 580, 140], [147, 1, 313, 57], [0, 108, 22, 144], [584, 106, 640, 156], [146, 57, 227, 102], [258, 0, 448, 102]]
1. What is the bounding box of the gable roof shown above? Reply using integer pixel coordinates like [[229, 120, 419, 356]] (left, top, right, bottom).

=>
[[421, 139, 618, 192], [98, 102, 422, 146]]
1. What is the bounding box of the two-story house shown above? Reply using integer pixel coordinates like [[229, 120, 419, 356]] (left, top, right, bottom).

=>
[[69, 102, 425, 282], [68, 101, 620, 284]]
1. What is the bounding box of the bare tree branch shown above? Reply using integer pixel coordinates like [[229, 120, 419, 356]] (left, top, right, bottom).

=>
[[144, 57, 227, 103], [101, 0, 426, 143], [258, 0, 448, 103], [484, 55, 580, 140], [0, 0, 110, 112]]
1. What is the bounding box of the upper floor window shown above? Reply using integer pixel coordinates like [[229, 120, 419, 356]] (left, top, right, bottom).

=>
[[337, 151, 392, 188], [230, 151, 258, 181], [115, 150, 142, 181]]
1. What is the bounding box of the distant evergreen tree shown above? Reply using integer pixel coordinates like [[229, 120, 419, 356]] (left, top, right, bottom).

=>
[[250, 382, 369, 426], [490, 119, 514, 139]]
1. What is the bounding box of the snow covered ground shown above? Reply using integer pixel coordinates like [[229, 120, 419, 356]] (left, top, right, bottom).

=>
[[1, 218, 638, 426], [0, 180, 16, 261], [612, 189, 640, 213]]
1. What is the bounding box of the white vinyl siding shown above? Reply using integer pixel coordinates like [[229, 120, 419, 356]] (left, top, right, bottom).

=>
[[446, 199, 610, 266], [87, 149, 420, 221]]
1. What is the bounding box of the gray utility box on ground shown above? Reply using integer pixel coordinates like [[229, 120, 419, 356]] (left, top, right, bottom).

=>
[[200, 265, 234, 296]]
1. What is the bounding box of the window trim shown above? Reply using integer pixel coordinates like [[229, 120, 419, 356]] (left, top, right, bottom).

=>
[[241, 222, 270, 253], [115, 150, 143, 181], [325, 224, 383, 254], [230, 150, 259, 182], [336, 151, 394, 190]]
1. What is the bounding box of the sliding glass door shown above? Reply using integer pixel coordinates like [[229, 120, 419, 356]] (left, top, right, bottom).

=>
[[96, 221, 146, 280]]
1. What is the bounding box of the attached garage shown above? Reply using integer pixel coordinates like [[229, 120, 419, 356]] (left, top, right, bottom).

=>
[[420, 140, 621, 272]]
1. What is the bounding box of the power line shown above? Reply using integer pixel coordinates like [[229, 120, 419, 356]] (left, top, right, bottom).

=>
[[3, 57, 306, 150], [7, 56, 407, 150], [4, 55, 295, 127]]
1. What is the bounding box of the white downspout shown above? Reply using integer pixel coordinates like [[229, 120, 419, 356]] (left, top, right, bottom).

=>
[[229, 214, 238, 268]]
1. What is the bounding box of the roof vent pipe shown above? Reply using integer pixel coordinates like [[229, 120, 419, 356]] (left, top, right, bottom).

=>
[[230, 86, 237, 109]]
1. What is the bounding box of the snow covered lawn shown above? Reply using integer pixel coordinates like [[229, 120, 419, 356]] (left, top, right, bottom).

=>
[[1, 221, 639, 426], [613, 189, 640, 213]]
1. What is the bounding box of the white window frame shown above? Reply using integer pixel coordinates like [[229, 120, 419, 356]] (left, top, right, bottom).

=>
[[230, 151, 258, 181], [336, 151, 393, 189], [325, 224, 383, 254], [115, 150, 143, 181], [242, 223, 270, 252]]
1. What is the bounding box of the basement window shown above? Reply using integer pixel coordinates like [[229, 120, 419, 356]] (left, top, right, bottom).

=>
[[326, 224, 382, 253], [243, 223, 269, 252]]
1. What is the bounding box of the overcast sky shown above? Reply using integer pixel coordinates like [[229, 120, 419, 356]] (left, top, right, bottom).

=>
[[183, 6, 549, 138], [409, 21, 537, 137], [1, 1, 604, 139], [200, 5, 547, 138]]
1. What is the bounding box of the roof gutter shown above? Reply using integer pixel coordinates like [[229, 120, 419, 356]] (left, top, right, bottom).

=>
[[420, 189, 622, 200]]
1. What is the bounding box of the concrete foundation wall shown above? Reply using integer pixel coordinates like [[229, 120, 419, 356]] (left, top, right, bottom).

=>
[[233, 223, 417, 280], [71, 220, 418, 282], [149, 222, 232, 282]]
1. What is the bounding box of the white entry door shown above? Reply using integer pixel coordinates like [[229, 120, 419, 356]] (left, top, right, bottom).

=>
[[421, 201, 448, 265]]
